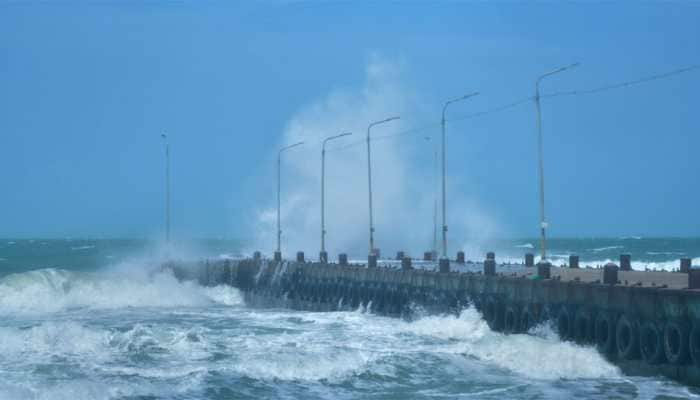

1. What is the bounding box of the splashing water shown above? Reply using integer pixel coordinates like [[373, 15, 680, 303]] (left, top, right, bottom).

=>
[[0, 239, 698, 399]]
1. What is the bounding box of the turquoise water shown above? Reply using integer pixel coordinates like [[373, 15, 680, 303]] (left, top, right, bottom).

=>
[[0, 238, 699, 399]]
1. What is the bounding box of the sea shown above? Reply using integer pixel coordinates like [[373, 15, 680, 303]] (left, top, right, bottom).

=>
[[1, 238, 699, 399]]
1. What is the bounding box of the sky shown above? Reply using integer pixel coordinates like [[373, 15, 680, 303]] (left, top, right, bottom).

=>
[[1, 1, 699, 251]]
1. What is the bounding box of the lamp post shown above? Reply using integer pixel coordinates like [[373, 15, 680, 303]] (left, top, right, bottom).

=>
[[367, 116, 400, 258], [276, 141, 304, 262], [320, 132, 352, 263], [440, 92, 479, 268], [534, 63, 578, 261], [160, 133, 171, 253], [424, 136, 438, 259]]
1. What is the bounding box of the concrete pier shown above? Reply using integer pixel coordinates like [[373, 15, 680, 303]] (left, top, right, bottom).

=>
[[171, 255, 700, 387]]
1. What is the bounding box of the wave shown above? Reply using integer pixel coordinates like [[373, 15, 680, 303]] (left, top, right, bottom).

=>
[[591, 246, 624, 252], [399, 309, 618, 380], [515, 243, 534, 249], [222, 307, 619, 383], [0, 268, 243, 314], [71, 245, 95, 251]]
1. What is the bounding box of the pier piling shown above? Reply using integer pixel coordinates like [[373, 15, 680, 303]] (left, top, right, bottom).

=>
[[603, 262, 619, 285], [525, 253, 534, 267], [569, 255, 579, 269], [621, 254, 632, 271]]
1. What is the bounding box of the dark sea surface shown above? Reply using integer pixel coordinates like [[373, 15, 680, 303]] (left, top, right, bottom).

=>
[[0, 238, 699, 399]]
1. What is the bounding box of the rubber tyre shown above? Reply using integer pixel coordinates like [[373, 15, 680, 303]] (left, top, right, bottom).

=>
[[664, 320, 690, 365], [557, 307, 574, 341], [483, 296, 504, 331], [520, 305, 534, 333], [503, 304, 521, 334], [595, 312, 617, 354], [574, 309, 594, 345], [690, 323, 700, 368], [616, 314, 639, 360], [640, 321, 666, 365]]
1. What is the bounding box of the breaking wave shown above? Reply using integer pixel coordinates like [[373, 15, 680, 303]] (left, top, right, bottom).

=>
[[0, 268, 243, 314]]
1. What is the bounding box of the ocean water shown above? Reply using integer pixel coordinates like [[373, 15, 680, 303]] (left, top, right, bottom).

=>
[[0, 238, 699, 399]]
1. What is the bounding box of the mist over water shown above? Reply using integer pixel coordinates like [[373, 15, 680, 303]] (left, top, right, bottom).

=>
[[251, 58, 505, 258]]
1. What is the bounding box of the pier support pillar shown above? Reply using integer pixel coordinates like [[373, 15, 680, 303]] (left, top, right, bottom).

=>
[[439, 258, 450, 273], [525, 253, 534, 267], [396, 251, 405, 260], [274, 251, 282, 263], [620, 254, 632, 271], [296, 251, 305, 263], [484, 258, 496, 276], [338, 253, 348, 266], [424, 251, 434, 261], [681, 258, 691, 273], [368, 254, 378, 268], [537, 261, 551, 279], [319, 251, 328, 264], [456, 251, 465, 264], [253, 251, 261, 262], [604, 262, 619, 285], [486, 252, 495, 261], [401, 257, 413, 270], [569, 255, 579, 269]]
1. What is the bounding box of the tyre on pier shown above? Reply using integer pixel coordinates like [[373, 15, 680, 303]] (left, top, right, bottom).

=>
[[557, 306, 575, 341], [573, 308, 595, 345], [519, 305, 534, 333], [640, 320, 666, 365], [690, 323, 700, 368], [663, 320, 690, 365], [615, 314, 640, 360], [594, 311, 617, 355], [482, 295, 504, 331], [503, 303, 521, 334]]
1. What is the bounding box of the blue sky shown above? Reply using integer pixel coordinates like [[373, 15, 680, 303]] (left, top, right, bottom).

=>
[[1, 1, 698, 243]]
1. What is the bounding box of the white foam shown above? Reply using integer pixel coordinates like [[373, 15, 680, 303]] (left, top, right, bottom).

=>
[[591, 245, 624, 252], [398, 309, 619, 380], [71, 245, 95, 251], [0, 268, 244, 314]]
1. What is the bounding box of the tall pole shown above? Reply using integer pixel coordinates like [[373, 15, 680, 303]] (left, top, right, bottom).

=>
[[277, 141, 304, 257], [440, 92, 479, 260], [424, 136, 438, 258], [321, 132, 352, 257], [534, 63, 578, 261], [161, 134, 170, 248], [367, 116, 400, 256], [432, 139, 438, 258]]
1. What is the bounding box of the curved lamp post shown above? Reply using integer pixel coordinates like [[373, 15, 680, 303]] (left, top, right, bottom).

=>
[[367, 116, 400, 258], [275, 141, 304, 262], [534, 63, 579, 261], [320, 132, 352, 263], [440, 92, 479, 268]]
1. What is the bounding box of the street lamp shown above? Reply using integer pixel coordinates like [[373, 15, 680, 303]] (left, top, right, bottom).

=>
[[160, 133, 171, 252], [275, 141, 304, 262], [367, 116, 400, 258], [424, 136, 438, 259], [320, 132, 352, 263], [534, 63, 579, 261], [440, 92, 479, 269]]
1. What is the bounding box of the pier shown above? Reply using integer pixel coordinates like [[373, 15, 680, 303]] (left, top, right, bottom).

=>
[[170, 252, 700, 387]]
